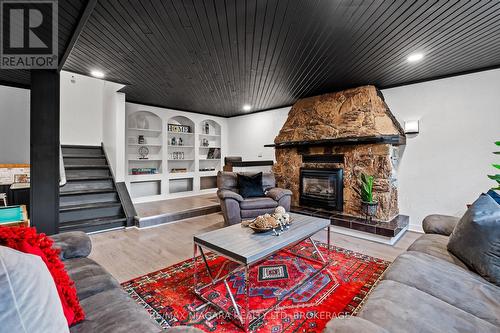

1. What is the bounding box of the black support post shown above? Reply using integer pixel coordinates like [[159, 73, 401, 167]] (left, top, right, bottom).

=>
[[30, 70, 60, 235]]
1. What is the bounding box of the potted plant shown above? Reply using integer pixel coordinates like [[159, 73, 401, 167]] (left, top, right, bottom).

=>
[[360, 173, 378, 220], [488, 141, 500, 191]]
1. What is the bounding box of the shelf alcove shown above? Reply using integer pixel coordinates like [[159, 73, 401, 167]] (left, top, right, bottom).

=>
[[167, 116, 195, 194], [127, 111, 163, 198], [198, 119, 222, 190]]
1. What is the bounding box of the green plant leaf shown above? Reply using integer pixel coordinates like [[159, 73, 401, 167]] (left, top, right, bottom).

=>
[[488, 175, 500, 181], [360, 173, 374, 202], [495, 141, 500, 146], [493, 164, 500, 170]]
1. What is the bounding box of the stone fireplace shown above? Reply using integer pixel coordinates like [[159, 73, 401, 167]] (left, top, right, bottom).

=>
[[270, 85, 406, 224]]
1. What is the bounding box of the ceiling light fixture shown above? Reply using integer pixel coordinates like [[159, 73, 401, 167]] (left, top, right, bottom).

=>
[[407, 53, 424, 63], [90, 70, 105, 78], [242, 104, 252, 111]]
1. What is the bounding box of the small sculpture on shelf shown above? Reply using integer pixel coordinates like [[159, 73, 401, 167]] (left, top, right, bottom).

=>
[[201, 138, 209, 147], [171, 137, 177, 146], [138, 146, 149, 160], [204, 122, 210, 134], [138, 135, 145, 144], [178, 137, 183, 146]]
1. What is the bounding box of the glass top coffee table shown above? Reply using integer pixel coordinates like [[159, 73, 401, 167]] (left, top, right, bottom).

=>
[[193, 213, 331, 331]]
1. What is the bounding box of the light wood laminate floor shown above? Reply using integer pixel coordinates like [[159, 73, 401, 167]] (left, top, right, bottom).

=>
[[89, 212, 421, 283]]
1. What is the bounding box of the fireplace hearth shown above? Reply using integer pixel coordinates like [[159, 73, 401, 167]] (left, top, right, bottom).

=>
[[300, 168, 343, 211]]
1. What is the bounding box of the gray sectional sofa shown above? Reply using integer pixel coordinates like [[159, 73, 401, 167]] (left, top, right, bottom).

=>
[[51, 232, 202, 333], [324, 214, 500, 333]]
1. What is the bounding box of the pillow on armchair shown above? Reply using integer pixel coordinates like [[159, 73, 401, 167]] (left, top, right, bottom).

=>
[[237, 172, 265, 198]]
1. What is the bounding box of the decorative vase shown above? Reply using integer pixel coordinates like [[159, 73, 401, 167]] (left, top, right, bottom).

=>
[[136, 115, 149, 129], [361, 201, 378, 222]]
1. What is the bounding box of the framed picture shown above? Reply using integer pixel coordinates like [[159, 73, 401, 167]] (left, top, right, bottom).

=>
[[207, 148, 221, 160]]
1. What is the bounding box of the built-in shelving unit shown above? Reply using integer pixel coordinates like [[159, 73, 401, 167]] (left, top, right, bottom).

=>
[[125, 107, 225, 202]]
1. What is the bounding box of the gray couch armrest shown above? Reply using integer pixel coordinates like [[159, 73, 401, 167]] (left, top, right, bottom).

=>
[[50, 231, 92, 260], [323, 316, 389, 333], [265, 187, 292, 201], [217, 189, 244, 202], [422, 214, 460, 236]]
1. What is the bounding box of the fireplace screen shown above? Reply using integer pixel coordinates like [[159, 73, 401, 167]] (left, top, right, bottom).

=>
[[300, 168, 343, 211], [302, 177, 336, 199]]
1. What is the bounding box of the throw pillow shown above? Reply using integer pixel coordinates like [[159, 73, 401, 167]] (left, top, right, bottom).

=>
[[487, 189, 500, 205], [0, 246, 70, 333], [237, 172, 265, 198], [447, 194, 500, 286], [0, 226, 85, 326]]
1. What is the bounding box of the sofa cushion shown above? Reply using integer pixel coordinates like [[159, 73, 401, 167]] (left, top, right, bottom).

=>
[[237, 172, 265, 198], [357, 280, 498, 333], [241, 208, 276, 219], [70, 288, 161, 333], [447, 194, 500, 285], [64, 257, 120, 301], [324, 316, 389, 333], [407, 234, 468, 269], [240, 197, 279, 210], [384, 251, 500, 326], [0, 246, 69, 333]]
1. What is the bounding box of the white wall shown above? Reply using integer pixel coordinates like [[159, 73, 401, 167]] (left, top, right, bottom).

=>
[[227, 107, 290, 161], [0, 86, 30, 164], [383, 69, 500, 230], [102, 82, 126, 181], [227, 69, 500, 231], [60, 71, 104, 146]]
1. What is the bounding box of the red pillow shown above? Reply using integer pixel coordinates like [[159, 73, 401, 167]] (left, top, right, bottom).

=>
[[0, 226, 85, 326]]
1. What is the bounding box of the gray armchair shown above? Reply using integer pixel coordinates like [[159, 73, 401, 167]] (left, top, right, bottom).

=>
[[217, 171, 292, 226]]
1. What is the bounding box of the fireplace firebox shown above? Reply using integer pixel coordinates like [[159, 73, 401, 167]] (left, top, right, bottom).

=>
[[299, 168, 343, 211]]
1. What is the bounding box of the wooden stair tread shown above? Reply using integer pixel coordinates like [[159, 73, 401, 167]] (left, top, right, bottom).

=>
[[65, 176, 113, 181], [59, 215, 126, 226], [63, 154, 106, 158], [60, 189, 116, 196], [59, 201, 121, 212], [65, 165, 110, 169], [61, 145, 102, 149]]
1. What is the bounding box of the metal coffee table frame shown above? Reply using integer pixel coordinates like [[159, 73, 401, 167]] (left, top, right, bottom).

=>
[[193, 226, 331, 332]]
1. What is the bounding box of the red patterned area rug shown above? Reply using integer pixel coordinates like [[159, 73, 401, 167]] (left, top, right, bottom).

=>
[[122, 240, 389, 332]]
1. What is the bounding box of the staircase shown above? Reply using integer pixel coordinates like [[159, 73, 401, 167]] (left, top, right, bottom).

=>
[[59, 145, 127, 233]]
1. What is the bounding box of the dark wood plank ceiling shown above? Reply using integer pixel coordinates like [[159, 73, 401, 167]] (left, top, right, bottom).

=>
[[0, 0, 87, 88], [62, 0, 500, 116], [2, 1, 500, 116]]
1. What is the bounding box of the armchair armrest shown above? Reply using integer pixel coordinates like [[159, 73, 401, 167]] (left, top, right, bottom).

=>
[[422, 214, 460, 236], [217, 189, 244, 202], [265, 187, 292, 201], [50, 231, 92, 260]]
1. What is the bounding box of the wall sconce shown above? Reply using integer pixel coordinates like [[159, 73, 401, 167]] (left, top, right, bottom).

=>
[[404, 120, 419, 134]]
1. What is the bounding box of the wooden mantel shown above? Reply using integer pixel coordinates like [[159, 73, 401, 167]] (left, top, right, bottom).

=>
[[265, 135, 406, 149]]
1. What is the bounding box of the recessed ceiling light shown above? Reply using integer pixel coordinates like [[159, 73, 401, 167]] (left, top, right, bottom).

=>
[[407, 53, 424, 63], [242, 104, 252, 111], [90, 70, 105, 78]]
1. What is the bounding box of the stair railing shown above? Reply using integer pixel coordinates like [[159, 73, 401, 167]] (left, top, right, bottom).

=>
[[59, 145, 67, 186]]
